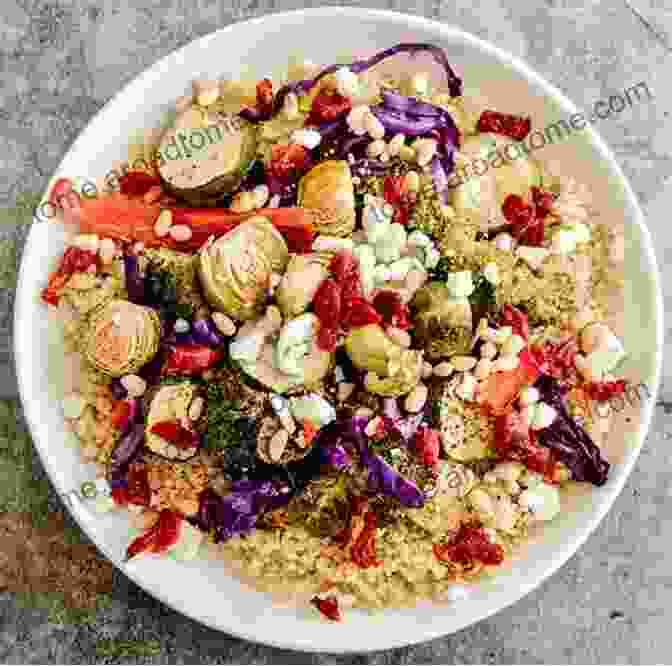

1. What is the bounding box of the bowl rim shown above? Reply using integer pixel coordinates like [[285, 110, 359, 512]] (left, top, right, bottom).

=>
[[13, 6, 664, 653]]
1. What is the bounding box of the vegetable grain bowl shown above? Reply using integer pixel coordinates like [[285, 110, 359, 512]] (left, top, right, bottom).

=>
[[14, 9, 661, 652]]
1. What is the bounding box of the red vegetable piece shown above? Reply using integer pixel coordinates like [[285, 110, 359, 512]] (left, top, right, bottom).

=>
[[149, 420, 199, 449], [329, 250, 359, 282], [302, 419, 319, 446], [269, 143, 312, 182], [372, 290, 411, 329], [500, 304, 529, 340], [110, 400, 132, 429], [502, 193, 545, 246], [125, 462, 152, 507], [125, 510, 183, 560], [586, 379, 627, 402], [316, 325, 338, 352], [414, 427, 441, 466], [307, 91, 352, 125], [256, 78, 274, 117], [433, 522, 504, 567], [350, 509, 382, 568], [383, 175, 406, 205], [528, 338, 577, 381], [531, 186, 555, 218], [163, 345, 223, 375], [312, 278, 342, 329], [342, 298, 382, 329], [477, 110, 531, 141], [310, 595, 342, 621], [118, 170, 162, 197], [41, 247, 97, 305]]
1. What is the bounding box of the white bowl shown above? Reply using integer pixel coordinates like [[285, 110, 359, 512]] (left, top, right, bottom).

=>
[[14, 8, 663, 653]]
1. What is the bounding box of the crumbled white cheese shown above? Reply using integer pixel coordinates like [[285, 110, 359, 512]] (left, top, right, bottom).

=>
[[274, 314, 316, 379], [529, 401, 557, 430], [334, 66, 360, 98], [483, 261, 500, 285], [229, 333, 264, 365], [290, 128, 322, 150], [289, 393, 336, 427], [446, 271, 475, 300], [519, 482, 561, 522], [312, 236, 354, 253]]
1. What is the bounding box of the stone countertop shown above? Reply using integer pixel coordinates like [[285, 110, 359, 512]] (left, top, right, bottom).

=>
[[1, 1, 671, 663]]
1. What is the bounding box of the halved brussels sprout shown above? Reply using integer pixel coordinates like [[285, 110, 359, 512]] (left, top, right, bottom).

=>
[[198, 216, 289, 321], [298, 160, 356, 237], [83, 300, 161, 377], [275, 252, 332, 319]]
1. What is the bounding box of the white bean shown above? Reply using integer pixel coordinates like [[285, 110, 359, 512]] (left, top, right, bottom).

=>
[[188, 397, 204, 421], [169, 225, 193, 242], [120, 374, 147, 398], [212, 311, 236, 336], [451, 355, 477, 372], [268, 429, 290, 462], [433, 361, 455, 377], [480, 342, 497, 360], [404, 383, 428, 413]]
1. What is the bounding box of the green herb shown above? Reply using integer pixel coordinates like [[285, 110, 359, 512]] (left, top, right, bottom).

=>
[[427, 255, 452, 282], [172, 302, 193, 320], [354, 191, 366, 210], [469, 273, 496, 310], [203, 383, 245, 450]]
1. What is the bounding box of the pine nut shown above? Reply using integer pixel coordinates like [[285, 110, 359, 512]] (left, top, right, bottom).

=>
[[404, 383, 428, 413], [452, 355, 477, 372], [212, 312, 236, 336], [269, 429, 290, 462], [169, 224, 192, 242], [388, 133, 406, 157], [433, 361, 455, 377], [120, 374, 147, 398]]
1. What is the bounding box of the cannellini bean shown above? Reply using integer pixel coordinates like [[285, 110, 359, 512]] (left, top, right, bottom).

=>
[[480, 342, 497, 360], [404, 170, 420, 192], [188, 397, 204, 421], [452, 355, 477, 372], [387, 327, 411, 348], [433, 361, 455, 377], [404, 383, 428, 413], [98, 238, 117, 265], [413, 138, 438, 166], [120, 374, 147, 398], [388, 133, 406, 157], [422, 362, 433, 379], [494, 354, 520, 372], [474, 358, 493, 380], [193, 79, 219, 107], [252, 184, 270, 208], [269, 429, 290, 462], [281, 92, 299, 119], [364, 111, 385, 140], [580, 322, 611, 354], [212, 311, 236, 336], [73, 234, 100, 253], [62, 393, 86, 419], [366, 139, 386, 158], [169, 225, 192, 242]]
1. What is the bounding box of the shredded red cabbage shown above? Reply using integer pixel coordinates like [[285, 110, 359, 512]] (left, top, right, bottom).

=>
[[533, 375, 610, 485], [123, 254, 146, 305], [191, 319, 225, 347]]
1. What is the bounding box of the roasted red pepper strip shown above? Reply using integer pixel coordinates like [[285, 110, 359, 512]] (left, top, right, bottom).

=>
[[256, 78, 274, 117], [341, 297, 382, 329], [477, 110, 531, 141], [302, 420, 319, 447], [414, 427, 441, 466], [118, 170, 162, 197], [110, 400, 133, 430], [125, 510, 183, 561], [149, 420, 199, 449], [586, 379, 627, 402], [41, 247, 97, 305], [163, 344, 223, 375], [500, 304, 529, 340], [372, 290, 411, 330], [433, 522, 504, 567], [269, 143, 312, 181], [112, 462, 152, 507], [312, 278, 342, 330], [307, 91, 352, 125], [310, 595, 342, 621], [350, 509, 383, 569]]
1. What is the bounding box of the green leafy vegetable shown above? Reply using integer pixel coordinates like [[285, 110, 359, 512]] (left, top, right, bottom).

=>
[[469, 273, 496, 309], [203, 383, 245, 450]]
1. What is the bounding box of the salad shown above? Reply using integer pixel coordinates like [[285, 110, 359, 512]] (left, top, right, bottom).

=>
[[44, 44, 630, 620]]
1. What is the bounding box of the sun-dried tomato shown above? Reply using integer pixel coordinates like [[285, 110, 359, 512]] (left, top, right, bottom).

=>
[[531, 186, 556, 218], [529, 338, 578, 382], [586, 379, 628, 402], [125, 510, 183, 560], [310, 595, 342, 621], [414, 427, 441, 466], [118, 170, 162, 197], [316, 325, 338, 352], [124, 462, 152, 507], [477, 110, 531, 141], [163, 345, 223, 375], [502, 193, 545, 246], [342, 297, 382, 329], [149, 420, 199, 449], [350, 509, 382, 568], [307, 91, 352, 125], [41, 247, 98, 305], [329, 250, 359, 282], [434, 522, 504, 567], [269, 143, 312, 182], [313, 278, 343, 329], [382, 175, 413, 226], [372, 290, 411, 330], [302, 419, 319, 446], [500, 304, 529, 340], [110, 400, 132, 430], [256, 78, 274, 117]]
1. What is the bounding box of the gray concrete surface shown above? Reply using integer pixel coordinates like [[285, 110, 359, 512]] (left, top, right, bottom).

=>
[[1, 0, 671, 662]]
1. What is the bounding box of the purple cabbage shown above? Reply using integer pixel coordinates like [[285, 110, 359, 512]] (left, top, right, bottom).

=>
[[123, 254, 146, 305], [431, 156, 449, 204], [273, 43, 462, 114], [191, 319, 225, 347], [321, 443, 353, 471], [533, 375, 610, 486], [111, 378, 128, 400], [110, 422, 144, 470], [380, 90, 443, 117], [369, 106, 441, 136], [192, 482, 291, 542]]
